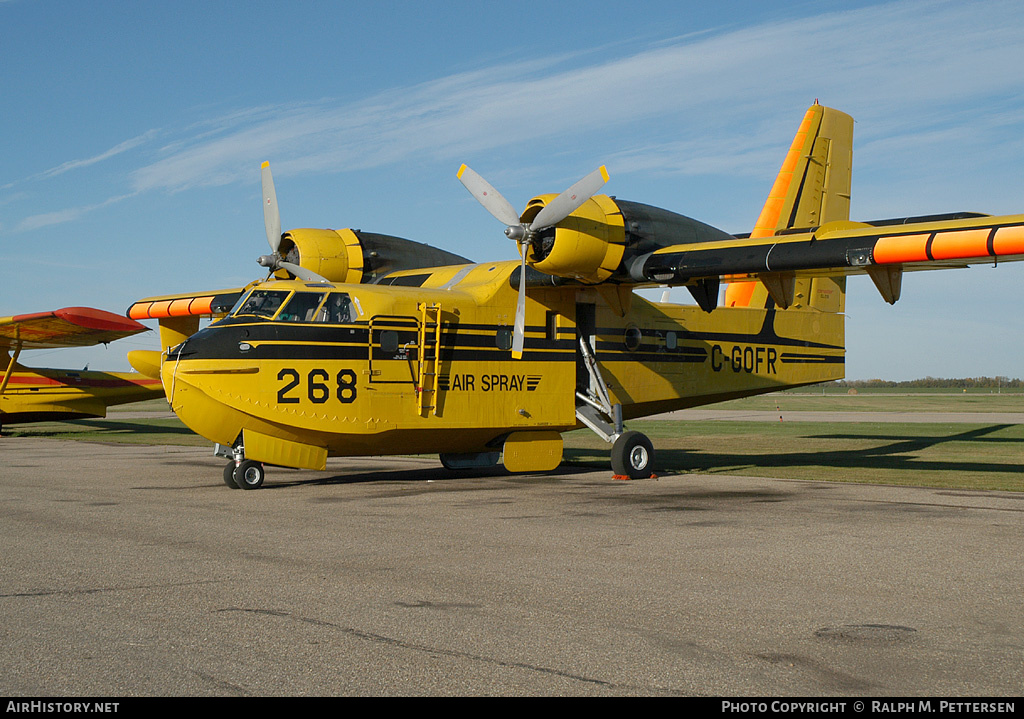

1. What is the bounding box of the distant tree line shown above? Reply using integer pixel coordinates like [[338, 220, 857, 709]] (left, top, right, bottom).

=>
[[833, 377, 1023, 389]]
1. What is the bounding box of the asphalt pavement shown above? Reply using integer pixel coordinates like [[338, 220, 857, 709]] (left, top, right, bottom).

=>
[[1, 437, 1022, 696]]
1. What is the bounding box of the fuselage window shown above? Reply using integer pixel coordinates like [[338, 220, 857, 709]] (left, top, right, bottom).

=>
[[233, 290, 290, 319], [624, 326, 643, 351], [316, 293, 356, 324], [278, 292, 326, 322], [496, 327, 513, 351]]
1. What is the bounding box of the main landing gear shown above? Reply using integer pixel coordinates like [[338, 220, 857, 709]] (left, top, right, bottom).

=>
[[575, 336, 656, 480], [610, 431, 654, 479]]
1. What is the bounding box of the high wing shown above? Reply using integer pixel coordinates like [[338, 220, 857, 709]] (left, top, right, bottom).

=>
[[0, 307, 150, 350], [127, 288, 246, 322], [633, 212, 1024, 308]]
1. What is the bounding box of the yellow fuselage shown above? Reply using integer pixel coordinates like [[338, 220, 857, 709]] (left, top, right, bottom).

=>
[[161, 262, 844, 470]]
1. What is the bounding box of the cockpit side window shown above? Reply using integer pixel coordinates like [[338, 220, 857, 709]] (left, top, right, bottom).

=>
[[277, 292, 327, 322], [315, 292, 355, 324], [233, 290, 291, 319]]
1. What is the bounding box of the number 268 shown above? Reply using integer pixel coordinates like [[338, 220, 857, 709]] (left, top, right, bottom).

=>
[[277, 368, 357, 404]]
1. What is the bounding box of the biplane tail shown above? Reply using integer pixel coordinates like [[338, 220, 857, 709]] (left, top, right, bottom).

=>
[[725, 103, 853, 312]]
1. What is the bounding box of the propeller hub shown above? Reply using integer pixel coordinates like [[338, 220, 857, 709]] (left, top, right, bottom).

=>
[[505, 225, 527, 242]]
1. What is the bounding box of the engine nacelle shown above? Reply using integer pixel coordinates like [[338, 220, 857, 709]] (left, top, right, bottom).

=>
[[278, 228, 362, 283], [521, 193, 626, 284], [521, 194, 735, 284], [278, 228, 472, 284]]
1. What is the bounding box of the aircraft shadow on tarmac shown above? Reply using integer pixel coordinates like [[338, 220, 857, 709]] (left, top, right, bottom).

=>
[[4, 417, 200, 439], [7, 419, 1022, 485], [565, 423, 1024, 477]]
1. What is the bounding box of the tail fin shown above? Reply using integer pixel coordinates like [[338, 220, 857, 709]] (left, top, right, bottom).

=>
[[725, 103, 853, 309]]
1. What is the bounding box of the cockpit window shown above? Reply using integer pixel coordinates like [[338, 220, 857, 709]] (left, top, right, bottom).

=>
[[315, 292, 355, 324], [277, 292, 327, 323], [233, 290, 290, 319]]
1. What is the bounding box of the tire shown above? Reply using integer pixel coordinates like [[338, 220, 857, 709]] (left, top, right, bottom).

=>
[[611, 431, 654, 479], [439, 451, 500, 470], [223, 461, 241, 489], [234, 459, 266, 489]]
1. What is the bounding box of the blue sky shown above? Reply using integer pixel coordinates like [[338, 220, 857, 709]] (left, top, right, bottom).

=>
[[3, 0, 1024, 381]]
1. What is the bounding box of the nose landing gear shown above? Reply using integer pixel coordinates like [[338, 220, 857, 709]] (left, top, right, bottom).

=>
[[223, 459, 266, 489]]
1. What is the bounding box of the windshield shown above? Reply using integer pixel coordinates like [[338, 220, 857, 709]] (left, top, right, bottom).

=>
[[232, 290, 290, 319]]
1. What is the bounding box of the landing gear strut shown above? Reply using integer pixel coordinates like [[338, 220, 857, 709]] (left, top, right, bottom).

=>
[[575, 336, 655, 478]]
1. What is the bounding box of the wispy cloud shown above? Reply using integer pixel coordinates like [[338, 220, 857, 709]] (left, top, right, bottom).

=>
[[8, 0, 1024, 230], [2, 130, 159, 190], [15, 192, 136, 232], [127, 0, 1024, 192]]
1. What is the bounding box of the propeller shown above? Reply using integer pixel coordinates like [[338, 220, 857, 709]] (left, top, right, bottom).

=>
[[457, 164, 609, 358], [255, 161, 329, 283]]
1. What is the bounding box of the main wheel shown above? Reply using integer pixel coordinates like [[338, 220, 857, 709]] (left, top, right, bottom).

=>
[[234, 459, 266, 489], [611, 431, 654, 479], [223, 461, 241, 489]]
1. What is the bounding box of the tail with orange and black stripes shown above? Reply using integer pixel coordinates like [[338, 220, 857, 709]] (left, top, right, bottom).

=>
[[724, 103, 853, 312]]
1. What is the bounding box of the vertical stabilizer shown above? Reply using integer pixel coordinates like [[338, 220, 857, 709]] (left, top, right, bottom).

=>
[[726, 103, 853, 308]]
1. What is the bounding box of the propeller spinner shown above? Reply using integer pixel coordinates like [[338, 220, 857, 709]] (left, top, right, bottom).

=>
[[457, 164, 609, 358], [256, 161, 329, 283]]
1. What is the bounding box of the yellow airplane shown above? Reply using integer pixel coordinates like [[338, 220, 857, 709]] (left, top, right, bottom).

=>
[[0, 307, 163, 431], [128, 103, 1024, 489]]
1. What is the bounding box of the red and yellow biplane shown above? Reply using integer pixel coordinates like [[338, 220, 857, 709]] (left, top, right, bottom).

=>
[[0, 307, 163, 431]]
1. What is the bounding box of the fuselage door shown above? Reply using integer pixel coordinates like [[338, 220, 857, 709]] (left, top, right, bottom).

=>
[[368, 315, 419, 385]]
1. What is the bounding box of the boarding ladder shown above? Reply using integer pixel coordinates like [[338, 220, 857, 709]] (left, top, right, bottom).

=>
[[416, 302, 442, 416]]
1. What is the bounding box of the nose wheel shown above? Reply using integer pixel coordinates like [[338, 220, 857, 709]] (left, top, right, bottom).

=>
[[223, 459, 266, 489]]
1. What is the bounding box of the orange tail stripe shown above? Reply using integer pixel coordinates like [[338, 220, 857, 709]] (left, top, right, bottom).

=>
[[993, 225, 1024, 255], [724, 282, 756, 307], [872, 233, 931, 264], [930, 228, 991, 260], [750, 108, 817, 240]]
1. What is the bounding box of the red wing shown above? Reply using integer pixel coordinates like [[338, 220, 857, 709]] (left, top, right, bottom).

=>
[[0, 307, 149, 350]]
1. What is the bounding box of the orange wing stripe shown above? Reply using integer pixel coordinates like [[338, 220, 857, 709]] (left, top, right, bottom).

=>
[[872, 233, 931, 264], [930, 228, 991, 260], [993, 225, 1024, 255], [129, 295, 218, 319]]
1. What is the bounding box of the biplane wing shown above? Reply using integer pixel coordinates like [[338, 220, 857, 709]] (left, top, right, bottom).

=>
[[0, 307, 163, 428], [0, 306, 150, 350]]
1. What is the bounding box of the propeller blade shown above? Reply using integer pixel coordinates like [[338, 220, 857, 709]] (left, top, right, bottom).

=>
[[511, 246, 528, 359], [529, 165, 609, 231], [278, 261, 328, 283], [457, 164, 521, 227], [261, 161, 282, 253]]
